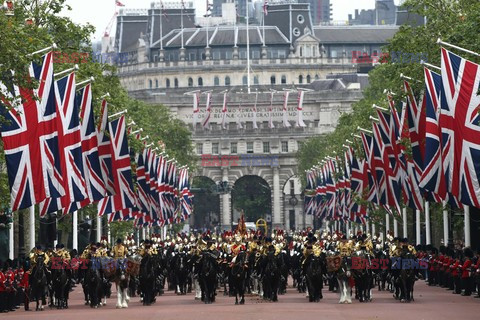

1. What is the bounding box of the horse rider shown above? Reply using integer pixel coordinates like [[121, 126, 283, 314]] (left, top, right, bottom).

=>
[[112, 239, 128, 259], [30, 245, 50, 271]]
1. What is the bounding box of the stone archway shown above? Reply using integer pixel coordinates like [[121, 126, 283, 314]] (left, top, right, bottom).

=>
[[231, 175, 272, 228], [191, 176, 220, 231]]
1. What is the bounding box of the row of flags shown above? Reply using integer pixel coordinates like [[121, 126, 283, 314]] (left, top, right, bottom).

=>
[[305, 46, 480, 223], [192, 90, 308, 130], [0, 51, 193, 227]]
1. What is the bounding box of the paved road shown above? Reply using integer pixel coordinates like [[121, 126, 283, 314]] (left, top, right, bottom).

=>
[[7, 280, 479, 320]]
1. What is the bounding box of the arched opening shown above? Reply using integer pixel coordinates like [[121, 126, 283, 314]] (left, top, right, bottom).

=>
[[231, 175, 272, 228], [155, 79, 159, 88], [270, 75, 276, 85], [188, 77, 194, 87], [306, 75, 311, 83], [225, 76, 231, 86], [254, 76, 259, 85], [299, 75, 303, 84], [148, 79, 153, 89], [242, 76, 248, 85], [190, 176, 220, 230], [198, 77, 203, 87], [281, 75, 287, 84], [174, 78, 179, 88], [214, 76, 220, 86], [166, 78, 171, 88]]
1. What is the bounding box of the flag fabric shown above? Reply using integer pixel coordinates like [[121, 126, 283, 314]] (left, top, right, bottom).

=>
[[77, 84, 106, 207], [236, 104, 244, 129], [97, 100, 115, 195], [253, 92, 258, 129], [268, 92, 275, 129], [192, 92, 200, 129], [296, 89, 307, 127], [360, 132, 379, 205], [40, 72, 89, 216], [282, 91, 291, 128], [202, 92, 212, 129], [221, 92, 228, 129], [115, 0, 125, 6], [440, 48, 480, 208], [0, 52, 64, 211], [98, 115, 137, 217], [178, 168, 193, 221], [263, 1, 269, 15]]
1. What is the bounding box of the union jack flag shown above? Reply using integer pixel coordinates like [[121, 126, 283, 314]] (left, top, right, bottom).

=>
[[40, 72, 88, 216], [360, 132, 379, 205], [0, 52, 64, 211], [97, 100, 115, 195], [77, 84, 106, 207], [178, 168, 193, 221], [440, 48, 480, 208], [350, 150, 368, 223], [98, 116, 137, 216]]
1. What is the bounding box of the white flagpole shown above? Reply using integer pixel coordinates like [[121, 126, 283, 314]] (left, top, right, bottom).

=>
[[425, 200, 431, 244], [142, 226, 146, 240], [442, 201, 448, 245], [385, 213, 390, 236], [371, 221, 376, 238], [402, 207, 408, 238], [160, 2, 164, 51], [97, 214, 102, 242], [9, 214, 13, 260], [416, 209, 421, 245], [437, 38, 480, 57], [246, 0, 251, 94], [464, 205, 471, 247], [393, 218, 398, 237], [29, 205, 35, 250], [73, 210, 78, 250]]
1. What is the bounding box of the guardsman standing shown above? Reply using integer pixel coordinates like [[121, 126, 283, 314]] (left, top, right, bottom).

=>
[[461, 248, 473, 296]]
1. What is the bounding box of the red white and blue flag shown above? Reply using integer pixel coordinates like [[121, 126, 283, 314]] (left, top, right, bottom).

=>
[[0, 52, 64, 211], [97, 100, 116, 195]]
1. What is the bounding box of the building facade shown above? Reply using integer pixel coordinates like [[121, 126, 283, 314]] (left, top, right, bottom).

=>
[[112, 2, 398, 230]]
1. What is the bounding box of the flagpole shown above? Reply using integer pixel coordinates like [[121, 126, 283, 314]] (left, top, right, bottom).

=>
[[442, 201, 448, 245], [9, 215, 13, 260], [402, 207, 408, 238], [73, 211, 78, 250], [437, 38, 480, 57], [160, 2, 164, 51], [425, 200, 431, 244], [393, 218, 398, 237], [246, 0, 251, 94], [464, 205, 471, 247], [97, 214, 102, 242], [415, 209, 421, 245], [29, 206, 35, 250], [385, 213, 390, 237], [180, 1, 184, 50]]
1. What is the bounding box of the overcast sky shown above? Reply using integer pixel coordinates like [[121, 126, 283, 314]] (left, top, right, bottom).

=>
[[62, 0, 400, 41]]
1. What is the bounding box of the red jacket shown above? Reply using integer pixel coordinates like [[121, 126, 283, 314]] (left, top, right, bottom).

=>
[[0, 271, 5, 292], [462, 259, 472, 279], [452, 260, 460, 277]]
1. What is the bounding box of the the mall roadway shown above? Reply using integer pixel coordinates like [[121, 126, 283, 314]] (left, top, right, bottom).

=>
[[8, 280, 479, 320]]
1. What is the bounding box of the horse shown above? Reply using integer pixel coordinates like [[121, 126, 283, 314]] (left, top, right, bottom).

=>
[[305, 254, 324, 302], [351, 251, 373, 302], [397, 251, 418, 302], [30, 256, 48, 311], [114, 258, 130, 308], [51, 261, 70, 309], [230, 251, 247, 305], [261, 251, 281, 302], [336, 256, 353, 304], [199, 251, 218, 304], [139, 255, 156, 306], [276, 250, 289, 295], [173, 252, 188, 295], [85, 258, 104, 308]]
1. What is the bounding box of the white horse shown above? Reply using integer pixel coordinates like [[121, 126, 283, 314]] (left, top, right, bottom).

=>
[[115, 262, 130, 308], [337, 258, 353, 304]]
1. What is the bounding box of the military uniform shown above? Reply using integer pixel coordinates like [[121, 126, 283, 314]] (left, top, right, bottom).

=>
[[112, 243, 128, 259]]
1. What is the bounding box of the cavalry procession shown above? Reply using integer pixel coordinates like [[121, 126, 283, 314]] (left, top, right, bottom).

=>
[[1, 223, 479, 313]]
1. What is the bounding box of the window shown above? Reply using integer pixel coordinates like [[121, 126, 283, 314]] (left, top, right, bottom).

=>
[[315, 74, 319, 80], [281, 75, 287, 84], [166, 78, 171, 88], [270, 75, 276, 85], [243, 76, 248, 85], [225, 51, 233, 60], [297, 140, 304, 150], [212, 143, 219, 155], [155, 79, 159, 88], [214, 76, 220, 86], [149, 79, 153, 89], [297, 14, 305, 24], [293, 28, 301, 37], [299, 47, 303, 57], [290, 180, 295, 195], [188, 77, 193, 87], [252, 50, 260, 59], [198, 77, 203, 87], [247, 142, 254, 154], [230, 142, 237, 154], [254, 76, 259, 85], [281, 141, 288, 153], [196, 143, 203, 154], [189, 52, 196, 60], [263, 142, 270, 153], [213, 51, 221, 60], [306, 75, 311, 83], [174, 78, 179, 88], [278, 50, 286, 58], [299, 75, 303, 84], [225, 76, 231, 86]]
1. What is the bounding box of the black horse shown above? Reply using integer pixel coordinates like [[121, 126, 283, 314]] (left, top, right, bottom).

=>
[[352, 252, 373, 302], [305, 254, 324, 302], [173, 252, 188, 295], [199, 252, 218, 304], [230, 251, 247, 305], [139, 255, 156, 305], [261, 251, 281, 302], [85, 259, 103, 308], [51, 262, 70, 309], [30, 256, 48, 311]]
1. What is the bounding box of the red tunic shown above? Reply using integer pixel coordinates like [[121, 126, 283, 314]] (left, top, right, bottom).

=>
[[452, 260, 460, 277], [462, 259, 472, 279], [0, 271, 5, 292]]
